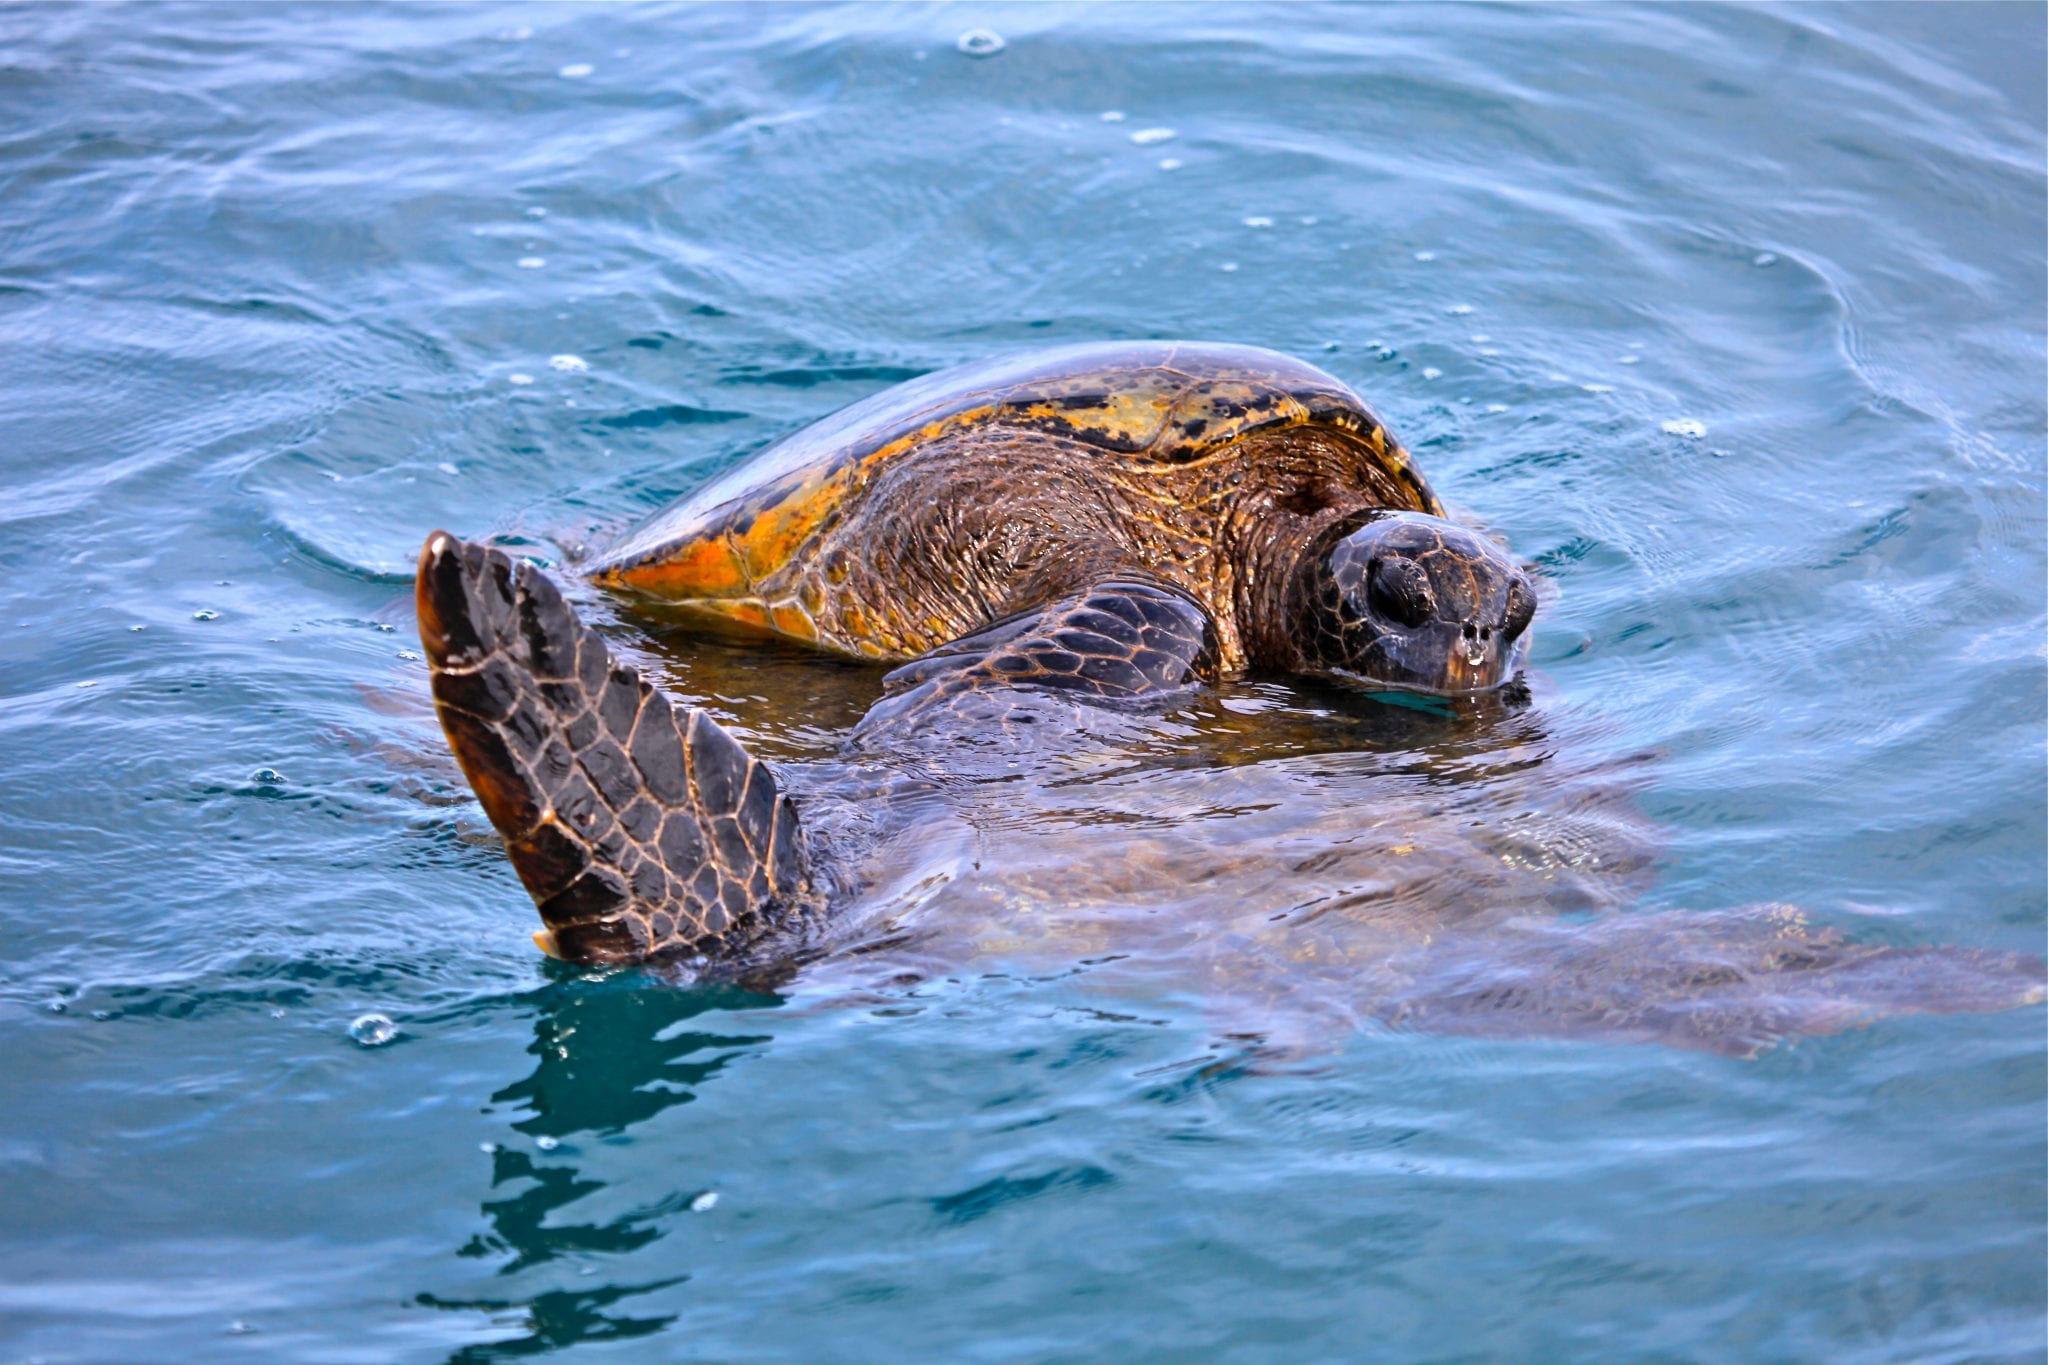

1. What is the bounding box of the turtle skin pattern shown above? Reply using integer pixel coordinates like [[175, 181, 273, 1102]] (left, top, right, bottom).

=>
[[417, 534, 814, 963]]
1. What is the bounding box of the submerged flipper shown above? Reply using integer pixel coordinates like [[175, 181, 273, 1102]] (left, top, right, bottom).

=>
[[417, 533, 815, 964], [1378, 905, 2047, 1056]]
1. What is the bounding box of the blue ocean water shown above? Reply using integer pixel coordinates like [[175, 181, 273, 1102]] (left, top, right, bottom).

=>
[[1, 3, 2042, 1359]]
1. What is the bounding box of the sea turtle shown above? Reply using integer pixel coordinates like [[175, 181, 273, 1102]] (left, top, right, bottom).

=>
[[415, 341, 2043, 1051]]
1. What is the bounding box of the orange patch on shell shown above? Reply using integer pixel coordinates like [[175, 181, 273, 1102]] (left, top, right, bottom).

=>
[[602, 532, 750, 599], [731, 471, 843, 585], [721, 601, 771, 631]]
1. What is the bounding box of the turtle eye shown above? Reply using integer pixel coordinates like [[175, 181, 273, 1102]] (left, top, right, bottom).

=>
[[1366, 556, 1434, 629], [1504, 577, 1536, 640]]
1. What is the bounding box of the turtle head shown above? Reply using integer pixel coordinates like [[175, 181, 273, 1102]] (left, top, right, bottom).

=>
[[1288, 511, 1536, 695]]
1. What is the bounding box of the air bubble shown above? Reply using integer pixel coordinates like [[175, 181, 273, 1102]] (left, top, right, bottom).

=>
[[517, 257, 546, 269], [1413, 250, 1437, 262], [1753, 251, 1778, 267], [536, 1135, 560, 1151], [549, 354, 589, 372], [689, 1191, 719, 1212], [1660, 418, 1707, 438], [1241, 216, 1274, 228], [1129, 127, 1176, 145], [193, 609, 220, 621], [1447, 303, 1474, 316], [397, 650, 421, 661], [1581, 383, 1615, 393], [349, 1014, 397, 1047], [525, 206, 547, 219], [1486, 403, 1509, 413], [558, 63, 594, 79], [1099, 110, 1126, 123], [251, 768, 286, 785], [1157, 157, 1183, 171], [1219, 261, 1238, 273], [955, 28, 1004, 57], [1421, 367, 1443, 380]]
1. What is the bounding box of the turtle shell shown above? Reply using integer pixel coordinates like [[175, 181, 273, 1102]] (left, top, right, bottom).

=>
[[588, 340, 1440, 608]]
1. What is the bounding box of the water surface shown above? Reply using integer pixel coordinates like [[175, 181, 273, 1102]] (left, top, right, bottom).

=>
[[1, 3, 2043, 1359]]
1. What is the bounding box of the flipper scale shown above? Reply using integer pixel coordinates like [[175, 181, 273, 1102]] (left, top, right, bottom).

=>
[[417, 533, 817, 964]]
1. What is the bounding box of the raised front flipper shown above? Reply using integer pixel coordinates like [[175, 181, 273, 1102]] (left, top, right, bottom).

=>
[[417, 533, 816, 965], [851, 579, 1218, 746]]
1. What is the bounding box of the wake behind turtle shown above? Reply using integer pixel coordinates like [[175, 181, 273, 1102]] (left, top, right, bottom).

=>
[[415, 342, 2043, 1053]]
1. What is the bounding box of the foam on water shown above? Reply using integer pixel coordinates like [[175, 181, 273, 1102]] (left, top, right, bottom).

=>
[[955, 29, 1005, 58], [349, 1014, 398, 1047]]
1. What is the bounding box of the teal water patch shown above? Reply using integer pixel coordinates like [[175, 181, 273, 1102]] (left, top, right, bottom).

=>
[[0, 3, 2041, 1359]]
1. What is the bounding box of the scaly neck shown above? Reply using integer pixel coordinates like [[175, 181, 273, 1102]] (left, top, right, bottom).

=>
[[1227, 503, 1376, 675]]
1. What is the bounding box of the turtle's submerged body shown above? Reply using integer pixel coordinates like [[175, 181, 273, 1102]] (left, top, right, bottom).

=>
[[416, 342, 2042, 1054]]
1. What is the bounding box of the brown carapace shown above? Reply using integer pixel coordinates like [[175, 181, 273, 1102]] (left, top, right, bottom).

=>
[[416, 342, 2045, 1051], [584, 341, 1457, 673]]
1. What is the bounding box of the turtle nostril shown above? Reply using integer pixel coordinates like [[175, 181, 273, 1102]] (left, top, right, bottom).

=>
[[1462, 623, 1477, 641], [1480, 626, 1492, 641]]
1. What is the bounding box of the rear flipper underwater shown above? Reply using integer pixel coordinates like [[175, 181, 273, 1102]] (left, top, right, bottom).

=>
[[1376, 904, 2047, 1057]]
